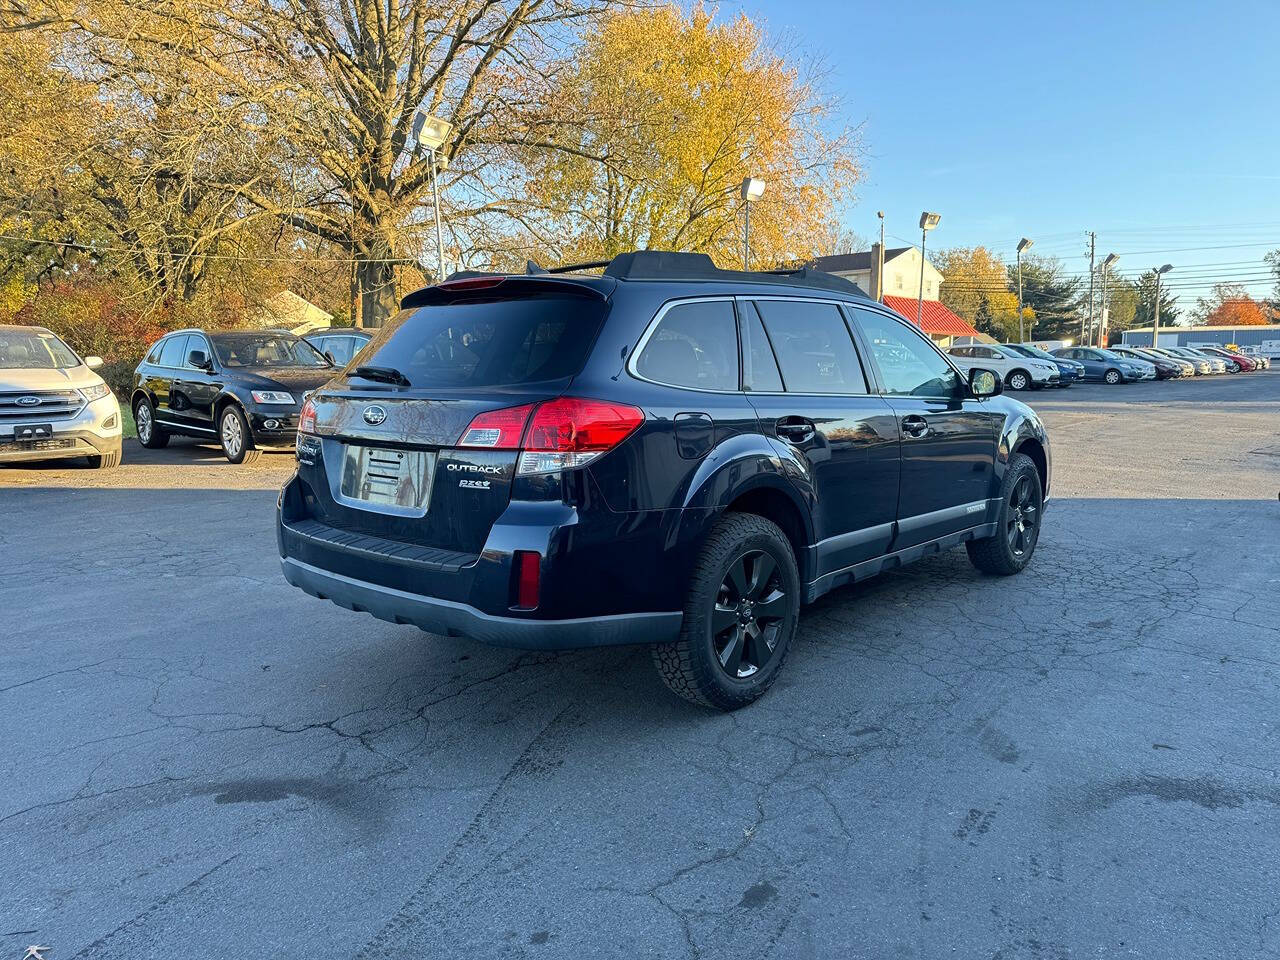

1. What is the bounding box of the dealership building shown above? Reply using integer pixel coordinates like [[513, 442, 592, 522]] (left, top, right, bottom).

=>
[[1120, 323, 1280, 352]]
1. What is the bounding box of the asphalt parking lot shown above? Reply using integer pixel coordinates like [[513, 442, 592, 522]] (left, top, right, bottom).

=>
[[3, 372, 1278, 959]]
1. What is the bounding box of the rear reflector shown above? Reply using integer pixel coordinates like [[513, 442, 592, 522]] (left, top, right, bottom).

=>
[[514, 550, 541, 609]]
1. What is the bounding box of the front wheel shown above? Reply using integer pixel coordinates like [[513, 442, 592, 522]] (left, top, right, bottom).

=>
[[134, 397, 169, 448], [1103, 368, 1122, 385], [653, 513, 800, 710], [966, 452, 1043, 576], [218, 405, 255, 464], [1006, 369, 1030, 391]]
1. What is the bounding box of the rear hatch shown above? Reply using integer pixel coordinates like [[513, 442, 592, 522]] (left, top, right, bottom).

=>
[[292, 278, 613, 557]]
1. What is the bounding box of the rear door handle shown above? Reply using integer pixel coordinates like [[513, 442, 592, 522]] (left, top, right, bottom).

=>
[[901, 414, 929, 438], [775, 416, 816, 444]]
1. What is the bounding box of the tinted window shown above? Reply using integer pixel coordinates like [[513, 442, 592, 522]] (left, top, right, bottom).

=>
[[753, 300, 866, 394], [315, 336, 357, 365], [741, 305, 783, 392], [185, 334, 211, 367], [636, 300, 738, 391], [853, 309, 961, 398], [359, 295, 607, 388], [145, 341, 164, 363], [973, 346, 999, 359], [949, 346, 972, 358], [158, 335, 189, 368]]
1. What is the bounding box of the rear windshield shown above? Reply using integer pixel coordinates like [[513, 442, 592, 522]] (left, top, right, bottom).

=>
[[353, 295, 606, 388]]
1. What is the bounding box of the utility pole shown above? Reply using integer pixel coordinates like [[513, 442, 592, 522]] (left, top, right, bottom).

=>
[[877, 211, 885, 302], [1084, 232, 1096, 346]]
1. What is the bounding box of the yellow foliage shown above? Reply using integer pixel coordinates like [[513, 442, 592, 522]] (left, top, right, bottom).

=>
[[510, 4, 861, 268]]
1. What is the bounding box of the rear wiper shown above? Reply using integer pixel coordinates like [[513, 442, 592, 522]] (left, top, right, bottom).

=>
[[351, 365, 411, 387]]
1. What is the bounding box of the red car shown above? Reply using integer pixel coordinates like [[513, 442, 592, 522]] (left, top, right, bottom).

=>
[[1199, 346, 1256, 372]]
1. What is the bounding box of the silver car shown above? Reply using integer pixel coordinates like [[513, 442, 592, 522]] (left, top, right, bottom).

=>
[[0, 325, 123, 468]]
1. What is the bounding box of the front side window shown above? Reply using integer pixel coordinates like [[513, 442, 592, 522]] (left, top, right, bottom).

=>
[[185, 335, 212, 367], [158, 335, 190, 368], [635, 299, 739, 391], [324, 337, 358, 366], [0, 328, 81, 370], [751, 299, 867, 394], [212, 333, 329, 368], [853, 309, 962, 398]]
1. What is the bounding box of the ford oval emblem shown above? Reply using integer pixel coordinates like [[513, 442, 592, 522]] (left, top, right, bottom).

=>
[[362, 404, 387, 426], [16, 395, 41, 407]]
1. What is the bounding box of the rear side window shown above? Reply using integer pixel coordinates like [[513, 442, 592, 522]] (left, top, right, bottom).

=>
[[752, 300, 867, 394], [356, 295, 606, 388], [635, 300, 739, 391], [158, 335, 189, 368]]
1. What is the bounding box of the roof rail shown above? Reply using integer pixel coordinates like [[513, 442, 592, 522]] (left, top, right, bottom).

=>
[[603, 250, 869, 297], [432, 250, 869, 299]]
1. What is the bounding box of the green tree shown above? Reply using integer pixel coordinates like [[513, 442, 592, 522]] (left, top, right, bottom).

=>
[[1006, 255, 1082, 341], [1134, 270, 1180, 329]]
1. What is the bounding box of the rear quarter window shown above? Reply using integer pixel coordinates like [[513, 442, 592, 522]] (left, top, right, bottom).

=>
[[634, 299, 739, 391], [354, 295, 607, 388]]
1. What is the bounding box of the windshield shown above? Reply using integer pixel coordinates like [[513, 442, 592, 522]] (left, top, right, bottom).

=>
[[0, 328, 82, 369], [211, 333, 330, 368], [352, 294, 606, 388]]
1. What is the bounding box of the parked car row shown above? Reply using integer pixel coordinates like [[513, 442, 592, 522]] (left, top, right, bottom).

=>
[[947, 339, 1268, 390]]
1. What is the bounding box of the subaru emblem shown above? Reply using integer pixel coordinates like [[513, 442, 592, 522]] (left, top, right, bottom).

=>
[[16, 395, 41, 407], [362, 404, 387, 426]]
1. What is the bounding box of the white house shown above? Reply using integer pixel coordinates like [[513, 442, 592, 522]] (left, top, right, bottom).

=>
[[808, 244, 944, 301]]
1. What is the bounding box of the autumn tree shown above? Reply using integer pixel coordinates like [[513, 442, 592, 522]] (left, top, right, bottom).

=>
[[1196, 283, 1270, 326], [934, 246, 1019, 339], [14, 0, 620, 326], [503, 5, 861, 269]]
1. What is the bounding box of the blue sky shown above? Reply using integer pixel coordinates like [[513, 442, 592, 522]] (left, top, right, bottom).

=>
[[733, 0, 1280, 306]]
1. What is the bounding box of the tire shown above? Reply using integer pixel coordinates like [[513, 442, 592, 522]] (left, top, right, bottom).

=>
[[1103, 368, 1122, 385], [966, 452, 1044, 576], [218, 404, 254, 464], [134, 396, 169, 448], [86, 447, 121, 469], [1006, 369, 1030, 391], [653, 513, 800, 711]]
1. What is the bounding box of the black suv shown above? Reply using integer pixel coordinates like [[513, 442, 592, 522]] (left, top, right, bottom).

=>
[[132, 329, 335, 462], [278, 252, 1050, 709]]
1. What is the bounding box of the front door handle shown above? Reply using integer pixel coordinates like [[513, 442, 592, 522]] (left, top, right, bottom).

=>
[[901, 414, 929, 438], [775, 416, 816, 444]]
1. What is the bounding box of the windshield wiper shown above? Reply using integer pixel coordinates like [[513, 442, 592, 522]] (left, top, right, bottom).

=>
[[351, 365, 411, 387]]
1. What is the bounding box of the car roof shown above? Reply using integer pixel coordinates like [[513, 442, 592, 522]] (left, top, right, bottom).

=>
[[0, 323, 55, 334], [401, 250, 871, 309]]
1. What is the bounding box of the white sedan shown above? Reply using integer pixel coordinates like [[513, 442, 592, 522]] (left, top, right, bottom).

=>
[[947, 343, 1059, 391]]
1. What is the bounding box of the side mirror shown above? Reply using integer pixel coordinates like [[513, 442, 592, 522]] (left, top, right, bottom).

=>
[[188, 350, 212, 371], [969, 367, 1003, 398], [84, 355, 104, 370]]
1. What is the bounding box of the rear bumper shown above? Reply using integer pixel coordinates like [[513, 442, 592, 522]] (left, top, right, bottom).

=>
[[281, 555, 682, 649]]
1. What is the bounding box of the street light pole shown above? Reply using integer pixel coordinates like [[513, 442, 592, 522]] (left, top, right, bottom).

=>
[[917, 211, 941, 327], [877, 210, 885, 302], [1152, 263, 1173, 347], [1099, 253, 1118, 347], [411, 110, 454, 283], [1016, 237, 1033, 341], [740, 178, 766, 269]]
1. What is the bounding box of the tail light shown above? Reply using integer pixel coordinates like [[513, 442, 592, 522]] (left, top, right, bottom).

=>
[[298, 397, 317, 434], [456, 397, 643, 475], [458, 403, 534, 449]]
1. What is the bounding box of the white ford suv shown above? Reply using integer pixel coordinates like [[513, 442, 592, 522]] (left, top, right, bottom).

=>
[[947, 343, 1059, 391], [0, 325, 122, 468]]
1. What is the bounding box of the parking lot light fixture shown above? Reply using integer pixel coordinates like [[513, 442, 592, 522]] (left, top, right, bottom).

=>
[[740, 177, 766, 269], [1016, 237, 1034, 341], [1152, 263, 1173, 348], [412, 111, 453, 282], [1099, 253, 1119, 346], [917, 212, 941, 327]]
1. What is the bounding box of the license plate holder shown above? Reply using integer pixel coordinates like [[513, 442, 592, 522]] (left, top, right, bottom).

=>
[[12, 423, 54, 441], [338, 444, 434, 515]]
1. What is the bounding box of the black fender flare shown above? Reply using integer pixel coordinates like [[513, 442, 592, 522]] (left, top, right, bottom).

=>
[[999, 409, 1051, 498]]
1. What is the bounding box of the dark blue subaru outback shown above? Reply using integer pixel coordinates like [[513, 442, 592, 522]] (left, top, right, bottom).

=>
[[278, 252, 1050, 709]]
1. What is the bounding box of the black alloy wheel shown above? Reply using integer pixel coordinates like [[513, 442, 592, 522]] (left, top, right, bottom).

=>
[[1005, 473, 1040, 561], [711, 550, 789, 680]]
